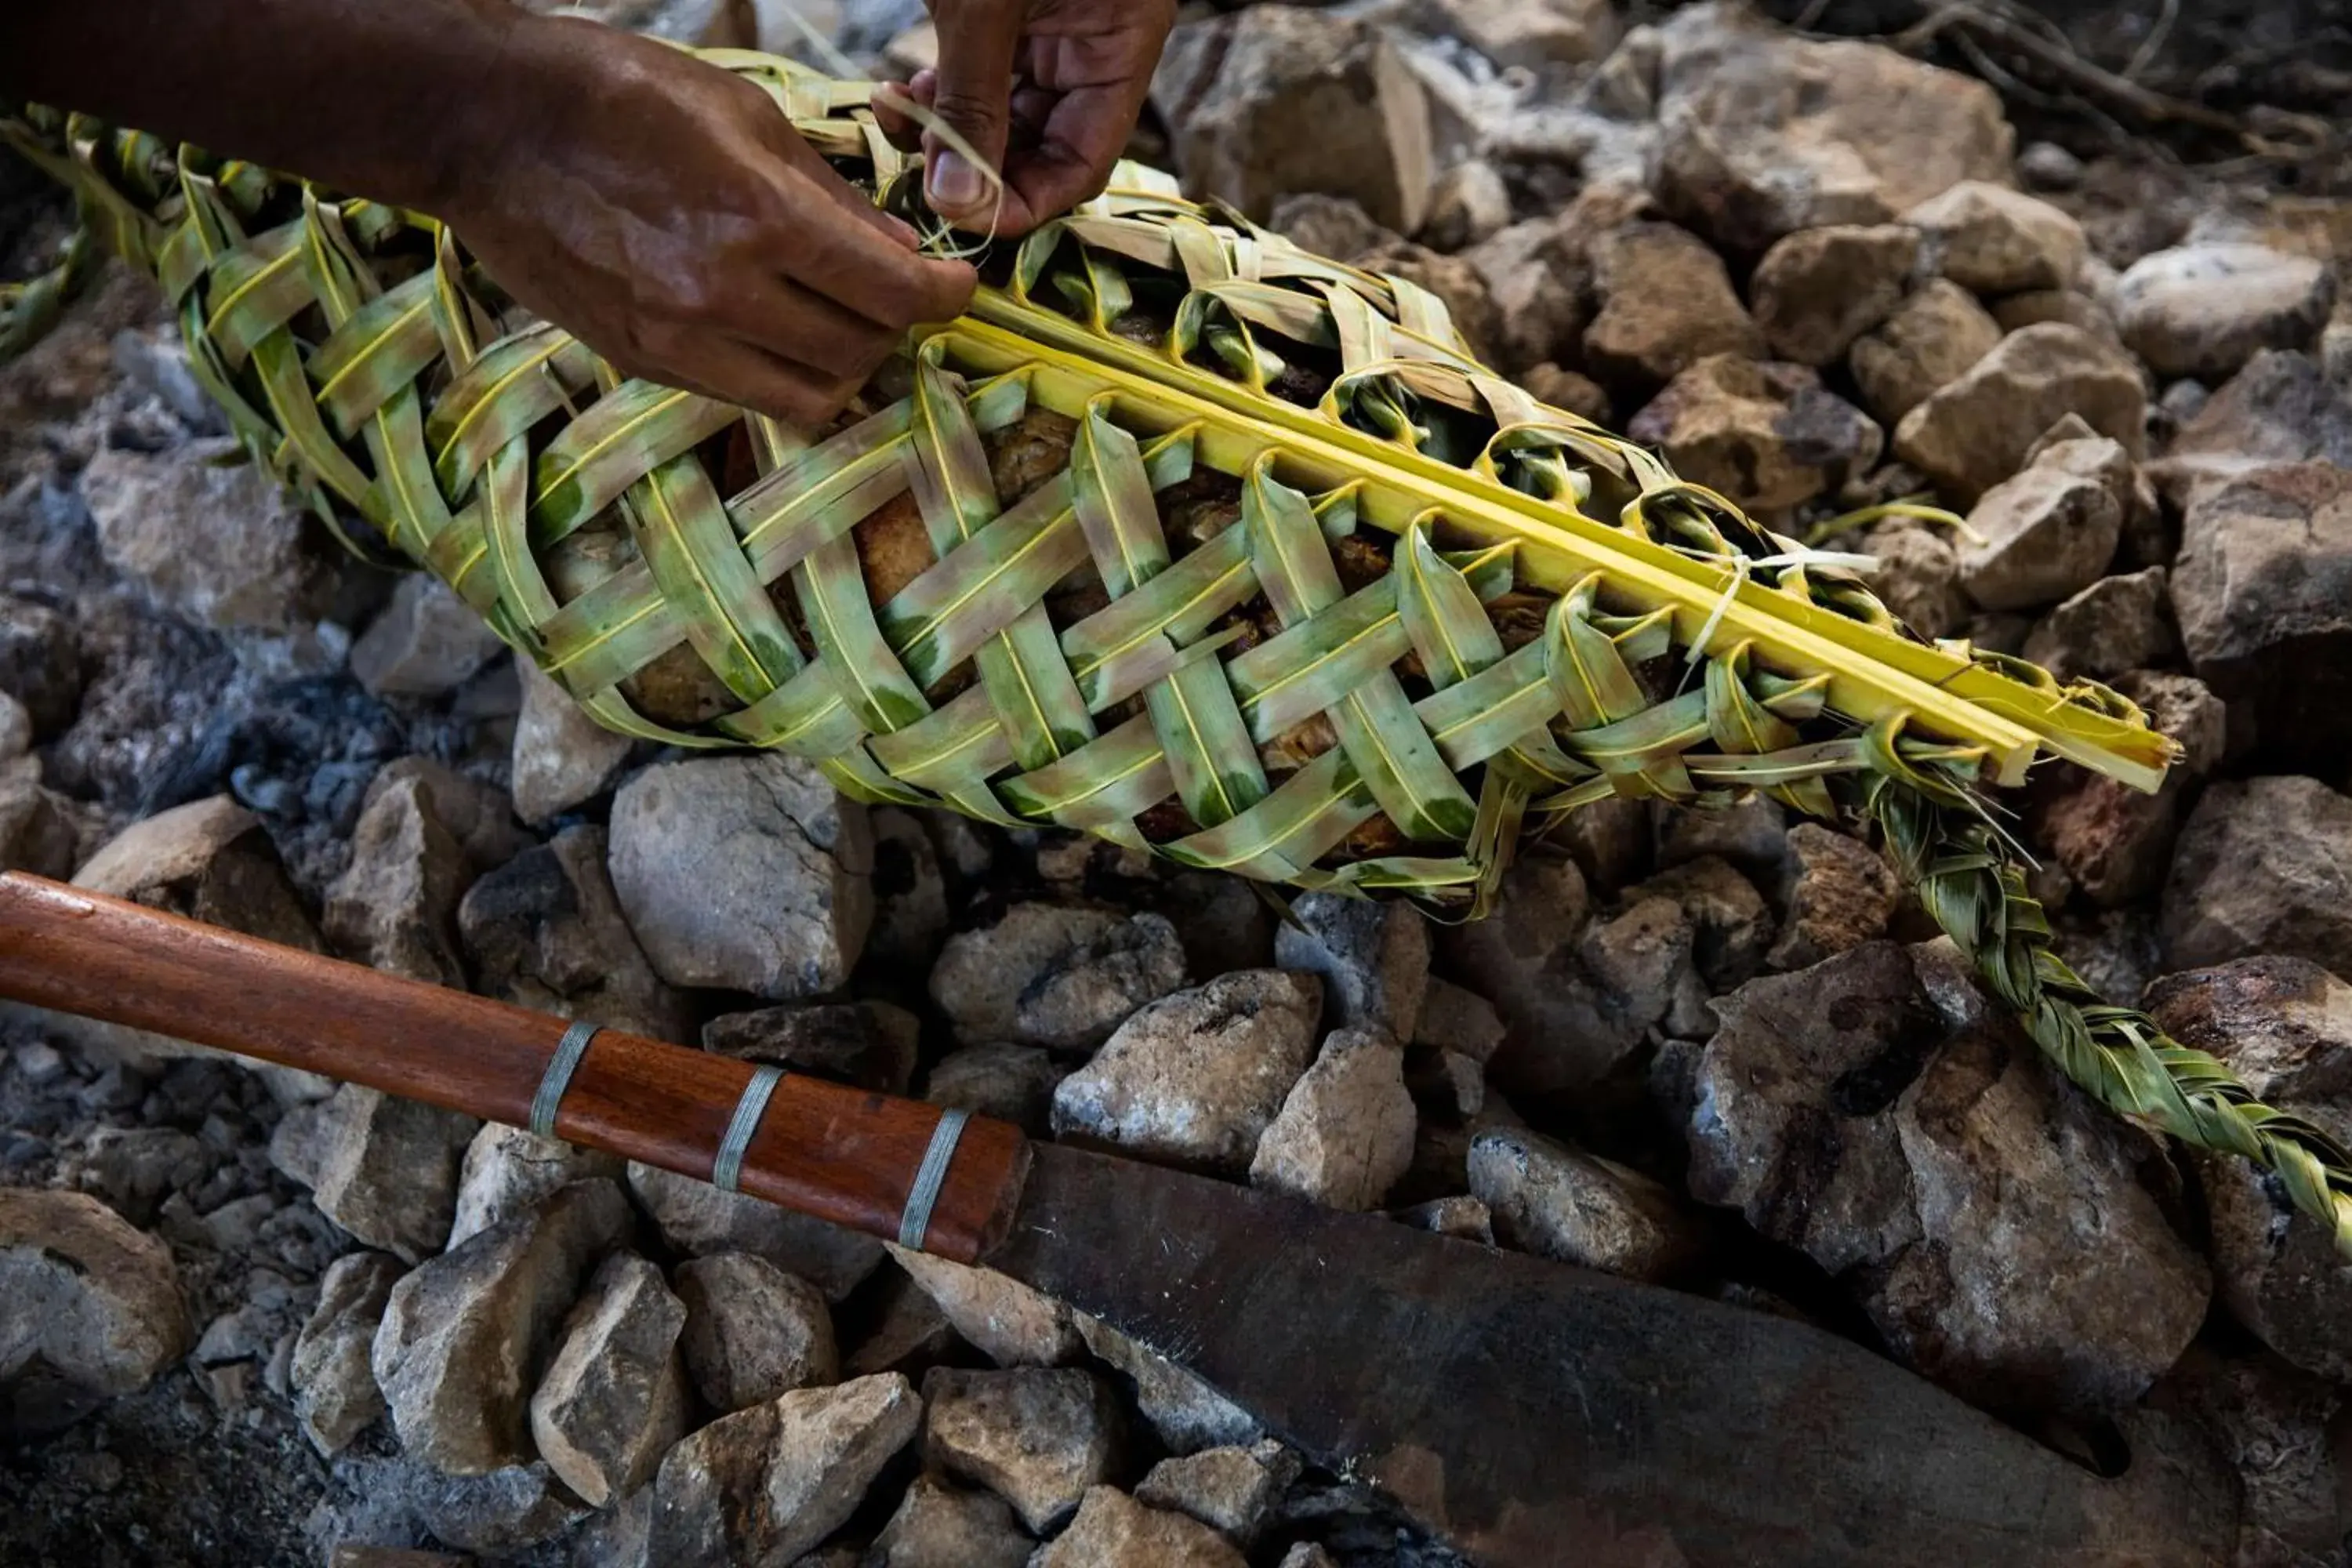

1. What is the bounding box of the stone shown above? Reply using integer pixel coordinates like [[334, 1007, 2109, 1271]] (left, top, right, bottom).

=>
[[1069, 1313, 1258, 1455], [1653, 2, 2011, 254], [459, 826, 693, 1044], [609, 753, 873, 999], [1392, 1194, 1494, 1243], [1272, 891, 1429, 1039], [448, 1125, 624, 1248], [324, 1454, 592, 1556], [1991, 289, 2120, 345], [1853, 519, 1971, 641], [1958, 453, 2130, 615], [1687, 943, 2209, 1414], [1051, 971, 1319, 1174], [1459, 218, 1588, 374], [0, 691, 30, 763], [323, 767, 480, 987], [529, 1252, 690, 1508], [1522, 364, 1613, 426], [921, 1366, 1119, 1533], [2031, 720, 2208, 913], [1417, 158, 1511, 253], [1848, 278, 2003, 426], [674, 1251, 837, 1412], [929, 904, 1188, 1052], [650, 1373, 921, 1566], [1766, 824, 1898, 971], [79, 437, 336, 633], [0, 595, 80, 739], [864, 805, 951, 971], [0, 1189, 190, 1434], [2161, 351, 2352, 488], [0, 759, 78, 879], [1627, 355, 1882, 514], [1467, 1127, 1702, 1282], [1143, 869, 1277, 978], [1749, 223, 1922, 366], [1582, 223, 1763, 390], [1150, 7, 1432, 234], [628, 1162, 884, 1301], [2145, 957, 2352, 1385], [844, 1269, 960, 1380], [350, 575, 506, 698], [884, 1247, 1080, 1368], [1903, 182, 2085, 296], [1625, 855, 1773, 992], [868, 1475, 1032, 1568], [369, 1178, 634, 1475], [1896, 325, 2147, 504], [365, 757, 534, 873], [2165, 777, 2352, 977], [2169, 463, 2352, 770], [1247, 1029, 1417, 1212], [1360, 242, 1502, 368], [2020, 569, 2176, 682], [290, 1251, 405, 1454], [1409, 977, 1505, 1065], [2159, 1346, 2345, 1568], [1267, 194, 1397, 265], [705, 1000, 919, 1094], [1030, 1486, 1246, 1568], [1279, 1548, 1340, 1568], [292, 1083, 481, 1265], [1134, 1439, 1299, 1547], [1439, 0, 1617, 69], [2114, 244, 2336, 381], [510, 661, 633, 826], [921, 1044, 1064, 1135]]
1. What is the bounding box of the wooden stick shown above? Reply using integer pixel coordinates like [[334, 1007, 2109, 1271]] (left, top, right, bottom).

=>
[[0, 871, 1029, 1263]]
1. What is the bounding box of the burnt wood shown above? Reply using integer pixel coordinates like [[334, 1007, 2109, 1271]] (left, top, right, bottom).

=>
[[0, 871, 1027, 1262]]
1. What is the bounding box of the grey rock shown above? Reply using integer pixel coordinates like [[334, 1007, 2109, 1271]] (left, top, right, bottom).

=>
[[2160, 1346, 2343, 1568], [0, 1189, 191, 1432], [325, 1454, 590, 1557], [1279, 1547, 1340, 1568], [0, 593, 80, 738], [1268, 194, 1397, 265], [2017, 141, 2085, 191], [1460, 218, 1588, 374], [922, 1366, 1118, 1533], [1410, 977, 1504, 1065], [1030, 1486, 1247, 1568], [2021, 568, 2176, 682], [350, 575, 506, 699], [864, 805, 951, 971], [291, 1250, 404, 1455], [81, 437, 336, 633], [1849, 278, 2003, 426], [1247, 1028, 1417, 1212], [1417, 158, 1512, 253], [1688, 943, 2209, 1414], [1626, 855, 1773, 992], [651, 1374, 920, 1567], [1583, 223, 1763, 390], [459, 824, 692, 1045], [1144, 869, 1276, 978], [1439, 0, 1617, 68], [1895, 324, 2147, 504], [0, 757, 78, 880], [1051, 971, 1320, 1174], [1391, 1195, 1495, 1243], [867, 1475, 1032, 1568], [922, 1044, 1064, 1135], [1272, 891, 1429, 1039], [510, 661, 633, 826], [1958, 445, 2128, 612], [1134, 1439, 1299, 1547], [931, 904, 1188, 1052], [1069, 1312, 1258, 1455], [629, 1162, 884, 1301], [2161, 350, 2352, 490], [2031, 692, 2209, 911], [1991, 287, 2122, 346], [1628, 355, 1882, 514], [449, 1124, 625, 1248], [1855, 519, 1968, 639], [1468, 1127, 1702, 1282], [1657, 793, 1788, 882], [1904, 182, 2085, 295], [2145, 957, 2352, 1384], [293, 1083, 481, 1265], [675, 1251, 837, 1413], [0, 692, 31, 762], [1750, 223, 1922, 366], [844, 1270, 959, 1381], [2164, 777, 2352, 976], [1150, 8, 1432, 234], [2115, 244, 2336, 381], [884, 1247, 1080, 1369], [706, 1001, 920, 1094], [610, 753, 873, 999], [369, 1178, 635, 1475], [529, 1252, 690, 1508], [324, 768, 482, 988], [1766, 825, 1898, 971]]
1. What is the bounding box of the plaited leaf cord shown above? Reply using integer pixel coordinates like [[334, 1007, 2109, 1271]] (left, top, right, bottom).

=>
[[8, 50, 2350, 1253]]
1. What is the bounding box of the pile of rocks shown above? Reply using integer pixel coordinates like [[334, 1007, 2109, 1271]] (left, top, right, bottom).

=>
[[5, 2, 2352, 1565]]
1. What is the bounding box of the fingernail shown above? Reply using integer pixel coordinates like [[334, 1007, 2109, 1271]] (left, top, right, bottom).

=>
[[928, 150, 983, 213]]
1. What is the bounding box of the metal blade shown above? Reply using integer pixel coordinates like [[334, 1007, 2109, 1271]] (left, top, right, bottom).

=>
[[984, 1145, 2230, 1568]]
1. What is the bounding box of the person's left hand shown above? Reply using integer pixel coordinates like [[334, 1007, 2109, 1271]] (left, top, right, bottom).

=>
[[870, 0, 1178, 238]]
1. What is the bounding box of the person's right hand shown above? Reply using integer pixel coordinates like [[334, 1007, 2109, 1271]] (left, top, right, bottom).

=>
[[437, 19, 975, 426]]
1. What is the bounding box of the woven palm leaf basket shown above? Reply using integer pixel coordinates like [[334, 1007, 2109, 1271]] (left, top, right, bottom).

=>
[[5, 49, 2348, 1250]]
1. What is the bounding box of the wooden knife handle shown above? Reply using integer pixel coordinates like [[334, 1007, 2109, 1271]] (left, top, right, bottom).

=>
[[0, 871, 1029, 1263]]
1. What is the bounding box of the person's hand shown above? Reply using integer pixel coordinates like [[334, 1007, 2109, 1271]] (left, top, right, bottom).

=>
[[438, 19, 975, 424], [873, 0, 1179, 237]]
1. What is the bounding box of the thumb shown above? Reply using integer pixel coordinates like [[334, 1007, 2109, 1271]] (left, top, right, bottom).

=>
[[923, 1, 1022, 220]]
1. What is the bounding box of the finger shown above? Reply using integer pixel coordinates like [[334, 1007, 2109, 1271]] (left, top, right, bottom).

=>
[[924, 0, 1023, 220], [760, 112, 924, 251], [616, 330, 862, 427], [871, 71, 934, 150]]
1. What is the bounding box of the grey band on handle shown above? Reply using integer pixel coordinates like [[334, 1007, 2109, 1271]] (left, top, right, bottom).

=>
[[712, 1065, 787, 1194], [529, 1021, 602, 1139], [898, 1108, 972, 1252]]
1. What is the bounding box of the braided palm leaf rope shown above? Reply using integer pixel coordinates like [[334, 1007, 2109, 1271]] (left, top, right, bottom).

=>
[[6, 49, 2347, 1251]]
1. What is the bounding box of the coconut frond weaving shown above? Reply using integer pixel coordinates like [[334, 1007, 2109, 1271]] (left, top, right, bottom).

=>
[[7, 49, 2349, 1252]]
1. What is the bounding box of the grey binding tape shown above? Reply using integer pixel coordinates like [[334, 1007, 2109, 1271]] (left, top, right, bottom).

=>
[[529, 1022, 602, 1139], [711, 1065, 786, 1194], [898, 1108, 972, 1252]]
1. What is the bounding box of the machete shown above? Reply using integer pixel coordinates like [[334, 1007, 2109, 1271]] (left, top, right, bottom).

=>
[[0, 871, 2228, 1566]]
